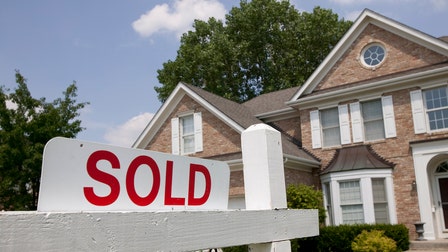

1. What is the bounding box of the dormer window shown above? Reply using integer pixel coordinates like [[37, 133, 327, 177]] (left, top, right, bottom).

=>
[[361, 43, 386, 68]]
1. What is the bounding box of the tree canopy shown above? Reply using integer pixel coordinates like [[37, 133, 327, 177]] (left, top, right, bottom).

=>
[[156, 0, 352, 103], [0, 71, 88, 210]]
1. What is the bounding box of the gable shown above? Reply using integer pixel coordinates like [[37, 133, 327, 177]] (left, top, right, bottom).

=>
[[145, 95, 242, 158], [315, 24, 448, 91], [290, 9, 448, 101]]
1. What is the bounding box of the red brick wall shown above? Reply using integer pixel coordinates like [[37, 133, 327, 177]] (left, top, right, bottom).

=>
[[300, 87, 448, 238], [145, 95, 241, 158], [316, 24, 448, 91]]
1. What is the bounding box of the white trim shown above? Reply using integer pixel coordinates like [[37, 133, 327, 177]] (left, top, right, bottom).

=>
[[133, 83, 246, 149], [338, 104, 351, 145], [171, 117, 180, 155], [290, 9, 448, 102], [381, 96, 397, 138], [194, 112, 203, 152], [350, 102, 364, 143], [410, 139, 448, 240], [321, 168, 396, 226], [310, 110, 322, 149], [410, 90, 427, 134]]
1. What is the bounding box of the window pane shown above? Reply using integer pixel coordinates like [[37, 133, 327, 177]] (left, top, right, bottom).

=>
[[183, 135, 195, 153], [321, 108, 340, 147], [181, 115, 194, 134], [341, 205, 364, 224], [340, 181, 364, 224], [181, 115, 195, 154], [372, 178, 389, 224], [425, 87, 448, 131], [362, 100, 385, 140]]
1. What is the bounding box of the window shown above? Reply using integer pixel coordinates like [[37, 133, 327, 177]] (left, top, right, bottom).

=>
[[425, 87, 448, 130], [361, 44, 386, 67], [322, 172, 396, 226], [180, 115, 195, 154], [372, 178, 389, 224], [411, 87, 448, 133], [321, 107, 341, 147], [171, 112, 203, 155], [310, 97, 396, 149], [340, 181, 364, 224], [362, 100, 385, 141]]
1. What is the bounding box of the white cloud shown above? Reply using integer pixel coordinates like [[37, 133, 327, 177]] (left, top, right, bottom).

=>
[[431, 0, 448, 10], [132, 0, 227, 38], [330, 0, 372, 4], [104, 112, 154, 147]]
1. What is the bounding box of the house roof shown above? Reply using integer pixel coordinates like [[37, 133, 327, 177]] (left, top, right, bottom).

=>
[[289, 9, 448, 102], [133, 82, 319, 164], [242, 86, 300, 116], [321, 145, 394, 174]]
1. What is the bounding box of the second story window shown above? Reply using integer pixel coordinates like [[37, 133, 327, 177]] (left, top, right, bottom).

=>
[[171, 112, 203, 155], [321, 107, 341, 147], [425, 87, 448, 130], [362, 99, 385, 141], [410, 86, 448, 134]]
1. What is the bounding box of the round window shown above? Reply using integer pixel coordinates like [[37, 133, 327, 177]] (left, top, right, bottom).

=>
[[361, 44, 386, 68]]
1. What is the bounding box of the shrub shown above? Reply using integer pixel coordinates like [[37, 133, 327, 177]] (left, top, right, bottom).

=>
[[286, 184, 326, 224], [352, 230, 397, 252]]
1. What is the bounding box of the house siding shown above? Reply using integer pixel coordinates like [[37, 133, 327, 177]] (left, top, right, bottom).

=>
[[300, 87, 448, 238], [145, 96, 241, 157], [316, 24, 448, 91]]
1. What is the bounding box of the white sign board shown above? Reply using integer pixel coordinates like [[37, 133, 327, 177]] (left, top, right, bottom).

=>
[[38, 137, 230, 212]]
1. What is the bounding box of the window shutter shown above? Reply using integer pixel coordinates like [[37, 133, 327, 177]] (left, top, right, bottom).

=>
[[410, 90, 426, 134], [350, 102, 364, 143], [310, 110, 322, 149], [381, 96, 397, 138], [171, 117, 180, 155], [194, 112, 203, 152], [338, 104, 351, 145]]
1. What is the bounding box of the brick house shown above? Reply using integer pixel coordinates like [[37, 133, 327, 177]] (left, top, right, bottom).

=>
[[134, 9, 448, 240]]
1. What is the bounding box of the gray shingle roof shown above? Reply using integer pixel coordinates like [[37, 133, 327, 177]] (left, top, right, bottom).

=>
[[183, 83, 317, 163]]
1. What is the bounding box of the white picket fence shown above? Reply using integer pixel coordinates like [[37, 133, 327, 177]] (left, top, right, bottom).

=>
[[0, 124, 318, 251]]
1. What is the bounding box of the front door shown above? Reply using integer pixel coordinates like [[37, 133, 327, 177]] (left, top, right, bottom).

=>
[[438, 177, 448, 230]]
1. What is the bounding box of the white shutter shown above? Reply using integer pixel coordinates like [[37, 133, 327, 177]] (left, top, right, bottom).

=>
[[194, 112, 203, 152], [310, 110, 322, 149], [338, 104, 351, 145], [381, 96, 397, 138], [171, 117, 180, 155], [410, 90, 427, 134], [350, 102, 364, 143]]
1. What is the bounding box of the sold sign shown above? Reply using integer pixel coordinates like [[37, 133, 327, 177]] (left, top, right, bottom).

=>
[[38, 137, 229, 212]]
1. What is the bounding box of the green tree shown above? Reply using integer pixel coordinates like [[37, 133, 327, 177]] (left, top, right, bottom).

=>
[[156, 0, 352, 102], [0, 71, 88, 210]]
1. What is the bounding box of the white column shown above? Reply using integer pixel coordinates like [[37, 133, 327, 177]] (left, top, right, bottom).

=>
[[241, 124, 291, 251]]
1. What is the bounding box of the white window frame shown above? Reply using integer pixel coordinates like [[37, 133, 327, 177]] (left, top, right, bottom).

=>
[[310, 96, 396, 149], [321, 169, 397, 226], [171, 112, 203, 155], [411, 87, 448, 134]]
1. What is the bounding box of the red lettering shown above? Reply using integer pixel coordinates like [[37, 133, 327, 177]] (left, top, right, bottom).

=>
[[126, 155, 160, 206], [83, 150, 120, 206], [164, 160, 186, 205], [188, 164, 211, 206]]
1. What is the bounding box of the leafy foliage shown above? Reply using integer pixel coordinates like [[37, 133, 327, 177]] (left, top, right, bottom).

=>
[[0, 71, 88, 210], [156, 0, 352, 102], [352, 230, 398, 252], [286, 184, 326, 224]]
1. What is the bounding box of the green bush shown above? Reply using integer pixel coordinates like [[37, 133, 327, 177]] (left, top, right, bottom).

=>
[[286, 184, 326, 224], [352, 230, 397, 252], [298, 224, 409, 252]]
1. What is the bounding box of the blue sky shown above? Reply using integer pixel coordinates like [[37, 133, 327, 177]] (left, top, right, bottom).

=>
[[1, 0, 447, 147]]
